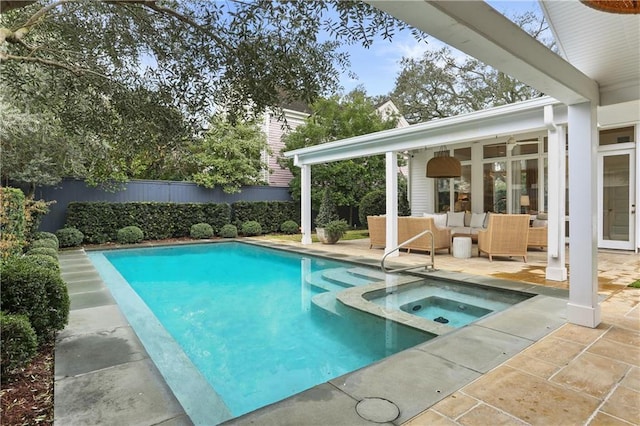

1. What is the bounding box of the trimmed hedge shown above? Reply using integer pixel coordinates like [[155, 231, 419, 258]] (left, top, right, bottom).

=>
[[26, 247, 58, 259], [219, 224, 238, 238], [241, 220, 262, 236], [280, 220, 299, 234], [64, 201, 299, 243], [1, 257, 69, 340], [30, 238, 59, 250], [359, 189, 411, 226], [34, 231, 59, 245], [190, 223, 214, 239], [0, 187, 26, 258], [23, 254, 60, 273], [117, 226, 144, 244], [1, 312, 38, 376], [56, 227, 84, 248]]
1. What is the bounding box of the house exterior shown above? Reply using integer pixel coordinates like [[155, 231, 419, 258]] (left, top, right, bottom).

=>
[[285, 1, 640, 329]]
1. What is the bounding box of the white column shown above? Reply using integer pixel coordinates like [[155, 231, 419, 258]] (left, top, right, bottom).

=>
[[544, 105, 567, 281], [300, 162, 312, 245], [567, 102, 600, 328], [385, 151, 399, 257]]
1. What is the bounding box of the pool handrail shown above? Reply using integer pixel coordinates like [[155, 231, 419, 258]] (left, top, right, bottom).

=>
[[381, 229, 436, 273]]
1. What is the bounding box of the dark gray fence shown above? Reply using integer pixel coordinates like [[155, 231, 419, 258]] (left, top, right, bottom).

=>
[[31, 179, 293, 232]]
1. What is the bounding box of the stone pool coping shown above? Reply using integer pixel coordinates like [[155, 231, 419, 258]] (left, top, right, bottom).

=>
[[74, 239, 572, 425]]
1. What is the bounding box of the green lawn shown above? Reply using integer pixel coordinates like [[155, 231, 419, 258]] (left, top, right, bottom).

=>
[[259, 229, 369, 243]]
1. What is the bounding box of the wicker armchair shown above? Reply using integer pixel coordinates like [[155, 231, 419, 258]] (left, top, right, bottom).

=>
[[367, 216, 386, 249], [477, 214, 530, 262], [527, 226, 547, 250], [398, 217, 451, 254]]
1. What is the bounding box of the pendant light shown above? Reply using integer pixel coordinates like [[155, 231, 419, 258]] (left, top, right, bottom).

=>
[[426, 148, 461, 178]]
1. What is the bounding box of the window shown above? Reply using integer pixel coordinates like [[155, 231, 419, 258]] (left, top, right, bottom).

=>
[[483, 162, 506, 212], [599, 126, 635, 145]]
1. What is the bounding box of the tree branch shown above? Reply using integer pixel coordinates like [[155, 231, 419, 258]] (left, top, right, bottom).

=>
[[0, 53, 111, 80]]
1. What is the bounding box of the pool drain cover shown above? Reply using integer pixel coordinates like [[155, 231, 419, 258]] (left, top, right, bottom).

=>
[[355, 397, 400, 423]]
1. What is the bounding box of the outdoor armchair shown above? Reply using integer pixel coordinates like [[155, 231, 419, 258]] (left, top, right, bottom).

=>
[[478, 214, 530, 262]]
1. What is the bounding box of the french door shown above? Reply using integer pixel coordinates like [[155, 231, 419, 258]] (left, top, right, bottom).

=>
[[598, 148, 636, 250]]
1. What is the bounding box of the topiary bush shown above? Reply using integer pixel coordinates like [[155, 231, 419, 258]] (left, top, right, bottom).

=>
[[315, 188, 339, 227], [241, 221, 262, 236], [26, 247, 58, 259], [219, 224, 238, 238], [116, 226, 144, 244], [0, 256, 69, 341], [190, 223, 214, 239], [280, 220, 299, 234], [23, 254, 60, 273], [1, 312, 38, 377], [56, 227, 84, 248], [30, 238, 59, 250], [34, 231, 59, 246]]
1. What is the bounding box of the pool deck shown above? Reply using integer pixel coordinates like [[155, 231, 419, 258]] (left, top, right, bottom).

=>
[[55, 238, 640, 425]]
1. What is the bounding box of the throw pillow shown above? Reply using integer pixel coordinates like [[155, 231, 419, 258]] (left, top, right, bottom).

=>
[[423, 213, 447, 229], [470, 212, 486, 228], [447, 211, 465, 228]]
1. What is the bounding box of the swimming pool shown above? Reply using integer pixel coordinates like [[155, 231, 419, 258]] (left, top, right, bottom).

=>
[[89, 242, 433, 424]]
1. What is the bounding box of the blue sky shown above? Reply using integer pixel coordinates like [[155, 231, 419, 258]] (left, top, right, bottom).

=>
[[337, 1, 542, 97]]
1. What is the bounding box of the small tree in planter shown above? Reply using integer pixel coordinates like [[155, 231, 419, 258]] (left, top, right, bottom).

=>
[[315, 188, 348, 244]]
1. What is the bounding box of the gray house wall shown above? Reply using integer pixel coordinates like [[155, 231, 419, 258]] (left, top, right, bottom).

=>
[[32, 179, 293, 232]]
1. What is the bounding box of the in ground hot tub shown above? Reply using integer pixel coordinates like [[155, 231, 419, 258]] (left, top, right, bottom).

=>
[[401, 296, 493, 328]]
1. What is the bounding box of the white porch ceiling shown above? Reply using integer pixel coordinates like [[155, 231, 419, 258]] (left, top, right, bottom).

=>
[[541, 1, 640, 105]]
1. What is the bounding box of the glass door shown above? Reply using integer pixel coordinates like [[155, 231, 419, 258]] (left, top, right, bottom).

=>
[[598, 149, 636, 250]]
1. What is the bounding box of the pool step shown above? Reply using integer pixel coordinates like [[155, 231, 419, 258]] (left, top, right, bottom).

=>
[[321, 268, 376, 287], [311, 292, 343, 317]]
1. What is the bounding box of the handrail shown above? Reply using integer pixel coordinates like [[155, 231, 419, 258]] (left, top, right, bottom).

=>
[[381, 229, 436, 273]]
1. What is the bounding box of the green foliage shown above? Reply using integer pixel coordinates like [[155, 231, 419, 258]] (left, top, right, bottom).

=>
[[219, 224, 238, 238], [22, 254, 60, 273], [30, 238, 59, 250], [315, 188, 340, 227], [358, 187, 411, 226], [190, 117, 269, 193], [324, 219, 349, 239], [34, 232, 59, 245], [231, 201, 300, 234], [280, 90, 400, 213], [190, 223, 214, 239], [629, 280, 640, 288], [56, 227, 85, 248], [280, 220, 299, 234], [1, 312, 38, 377], [26, 247, 58, 259], [241, 221, 262, 236], [116, 226, 144, 244], [0, 256, 69, 340], [0, 187, 26, 258]]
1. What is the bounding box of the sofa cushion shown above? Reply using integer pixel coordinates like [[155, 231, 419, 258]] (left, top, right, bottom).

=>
[[447, 211, 465, 227], [450, 227, 471, 235], [470, 212, 486, 228], [532, 218, 547, 228], [423, 213, 447, 229], [464, 212, 472, 227]]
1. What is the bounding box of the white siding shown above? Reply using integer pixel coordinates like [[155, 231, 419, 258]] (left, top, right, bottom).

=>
[[409, 150, 436, 215], [264, 110, 308, 187]]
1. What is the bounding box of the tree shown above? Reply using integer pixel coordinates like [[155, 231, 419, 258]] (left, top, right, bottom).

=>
[[189, 116, 268, 194], [390, 11, 554, 124], [280, 90, 401, 223]]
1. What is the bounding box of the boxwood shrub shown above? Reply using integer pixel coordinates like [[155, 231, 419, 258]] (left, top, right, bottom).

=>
[[26, 247, 58, 259], [241, 220, 262, 236], [30, 238, 59, 250], [190, 223, 214, 239], [34, 231, 59, 245], [1, 256, 69, 340], [280, 220, 299, 234], [232, 201, 299, 234], [117, 226, 144, 244], [219, 224, 238, 238], [56, 227, 84, 248], [1, 312, 38, 376], [0, 187, 26, 258], [23, 254, 60, 273]]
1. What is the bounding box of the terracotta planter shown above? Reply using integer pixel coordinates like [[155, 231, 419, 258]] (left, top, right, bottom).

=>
[[316, 227, 340, 244]]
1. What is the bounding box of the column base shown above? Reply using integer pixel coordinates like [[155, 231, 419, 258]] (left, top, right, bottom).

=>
[[301, 234, 313, 245], [545, 266, 567, 281], [567, 302, 601, 328]]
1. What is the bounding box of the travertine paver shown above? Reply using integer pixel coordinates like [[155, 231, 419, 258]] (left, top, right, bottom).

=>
[[588, 339, 640, 367], [550, 352, 629, 398], [429, 392, 477, 418], [519, 336, 586, 366], [600, 385, 640, 424], [505, 352, 561, 379], [404, 410, 457, 426], [457, 403, 527, 426]]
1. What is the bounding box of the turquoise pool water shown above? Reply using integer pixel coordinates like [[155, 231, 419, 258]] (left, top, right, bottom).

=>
[[92, 242, 432, 423]]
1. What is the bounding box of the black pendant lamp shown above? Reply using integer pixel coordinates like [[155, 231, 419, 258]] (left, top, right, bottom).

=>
[[426, 148, 461, 178]]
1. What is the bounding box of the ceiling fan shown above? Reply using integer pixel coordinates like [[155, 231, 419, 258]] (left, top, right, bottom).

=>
[[507, 136, 538, 152]]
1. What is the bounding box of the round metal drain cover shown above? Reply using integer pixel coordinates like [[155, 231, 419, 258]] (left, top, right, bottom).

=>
[[355, 397, 400, 423]]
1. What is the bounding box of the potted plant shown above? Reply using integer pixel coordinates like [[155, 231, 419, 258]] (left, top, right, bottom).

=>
[[315, 188, 347, 244]]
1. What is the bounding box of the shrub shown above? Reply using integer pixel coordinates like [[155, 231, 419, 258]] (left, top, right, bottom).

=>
[[231, 201, 299, 234], [241, 221, 262, 236], [0, 187, 26, 258], [219, 224, 238, 238], [26, 247, 58, 259], [1, 312, 38, 377], [117, 226, 144, 244], [56, 227, 84, 247], [34, 231, 59, 246], [190, 223, 214, 239], [30, 238, 59, 250], [358, 189, 411, 226], [325, 219, 349, 239], [280, 220, 299, 234], [1, 256, 69, 340], [23, 254, 60, 273], [315, 188, 339, 227]]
